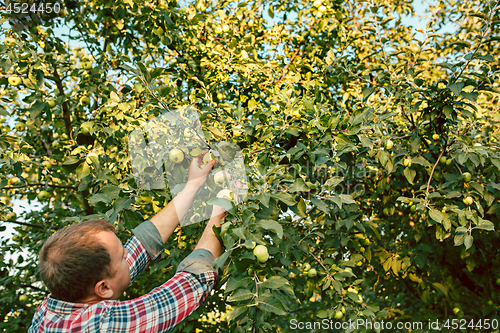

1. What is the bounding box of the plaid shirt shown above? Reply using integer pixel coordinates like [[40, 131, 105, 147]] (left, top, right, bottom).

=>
[[28, 236, 217, 332]]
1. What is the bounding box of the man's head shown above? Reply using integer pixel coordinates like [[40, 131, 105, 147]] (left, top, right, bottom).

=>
[[38, 219, 131, 303]]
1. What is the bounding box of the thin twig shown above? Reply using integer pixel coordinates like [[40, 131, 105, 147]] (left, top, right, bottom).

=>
[[0, 220, 44, 229], [426, 147, 446, 195], [4, 183, 78, 190]]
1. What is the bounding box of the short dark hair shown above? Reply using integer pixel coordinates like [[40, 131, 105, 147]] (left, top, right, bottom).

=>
[[38, 219, 116, 302]]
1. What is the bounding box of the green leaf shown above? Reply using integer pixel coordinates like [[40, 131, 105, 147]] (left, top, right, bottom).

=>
[[227, 288, 254, 302], [76, 162, 91, 181], [340, 195, 356, 205], [257, 297, 287, 315], [113, 197, 133, 213], [475, 220, 494, 231], [362, 87, 375, 100], [289, 178, 309, 192], [226, 277, 253, 293], [260, 276, 288, 289], [324, 176, 344, 188], [100, 185, 122, 200], [213, 251, 231, 270], [272, 192, 296, 206], [429, 209, 443, 223], [447, 82, 464, 95], [256, 220, 283, 239], [432, 282, 448, 297], [464, 235, 474, 249], [358, 135, 373, 149], [87, 193, 112, 206], [404, 167, 416, 184], [226, 306, 248, 323], [30, 100, 46, 119], [311, 198, 330, 213], [411, 156, 431, 167]]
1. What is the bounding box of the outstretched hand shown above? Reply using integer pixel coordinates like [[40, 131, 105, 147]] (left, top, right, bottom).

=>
[[186, 152, 215, 189]]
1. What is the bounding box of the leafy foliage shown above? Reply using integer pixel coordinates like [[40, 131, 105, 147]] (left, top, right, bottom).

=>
[[1, 0, 500, 332]]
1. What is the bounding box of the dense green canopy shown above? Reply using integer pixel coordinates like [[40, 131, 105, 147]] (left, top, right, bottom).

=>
[[1, 0, 500, 331]]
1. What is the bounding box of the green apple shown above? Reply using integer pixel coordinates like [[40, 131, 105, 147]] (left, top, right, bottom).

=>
[[0, 115, 5, 123], [217, 189, 233, 201], [61, 133, 69, 140], [169, 148, 184, 163], [80, 96, 91, 105], [440, 156, 447, 164], [313, 0, 322, 6], [215, 26, 222, 34], [307, 268, 317, 278], [248, 20, 255, 27], [8, 76, 22, 86], [184, 128, 192, 138], [42, 160, 52, 169], [318, 5, 327, 12], [446, 158, 453, 166], [86, 152, 98, 165], [463, 196, 473, 205], [47, 98, 56, 108], [315, 10, 323, 17], [453, 307, 460, 314], [214, 170, 230, 186], [81, 62, 92, 70], [488, 300, 494, 306], [217, 92, 224, 100], [463, 172, 472, 183], [222, 24, 230, 32], [202, 152, 214, 166], [19, 295, 28, 302], [253, 245, 269, 263], [302, 263, 311, 272], [135, 193, 151, 205], [386, 139, 394, 150], [4, 37, 16, 47], [347, 287, 358, 294], [432, 133, 440, 140], [15, 122, 26, 131], [233, 125, 244, 137], [154, 27, 164, 36], [38, 190, 51, 201], [334, 310, 343, 320], [341, 306, 346, 314], [178, 241, 187, 250], [290, 108, 301, 119], [355, 294, 363, 304], [410, 205, 417, 213], [496, 278, 500, 286]]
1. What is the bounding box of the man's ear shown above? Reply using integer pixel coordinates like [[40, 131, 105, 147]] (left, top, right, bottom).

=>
[[94, 279, 113, 299]]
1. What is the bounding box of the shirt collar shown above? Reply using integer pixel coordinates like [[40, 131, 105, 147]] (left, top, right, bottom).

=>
[[47, 295, 89, 314]]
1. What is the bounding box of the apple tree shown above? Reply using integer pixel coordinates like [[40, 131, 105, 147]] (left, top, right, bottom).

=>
[[1, 0, 500, 332]]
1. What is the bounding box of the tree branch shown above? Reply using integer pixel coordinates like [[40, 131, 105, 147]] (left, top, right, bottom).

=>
[[0, 220, 44, 229], [50, 60, 73, 139], [3, 183, 78, 190]]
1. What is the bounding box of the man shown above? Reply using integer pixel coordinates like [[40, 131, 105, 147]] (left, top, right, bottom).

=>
[[29, 154, 226, 332]]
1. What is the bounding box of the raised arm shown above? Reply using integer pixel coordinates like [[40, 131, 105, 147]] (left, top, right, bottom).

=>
[[150, 154, 214, 244], [194, 205, 225, 259]]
